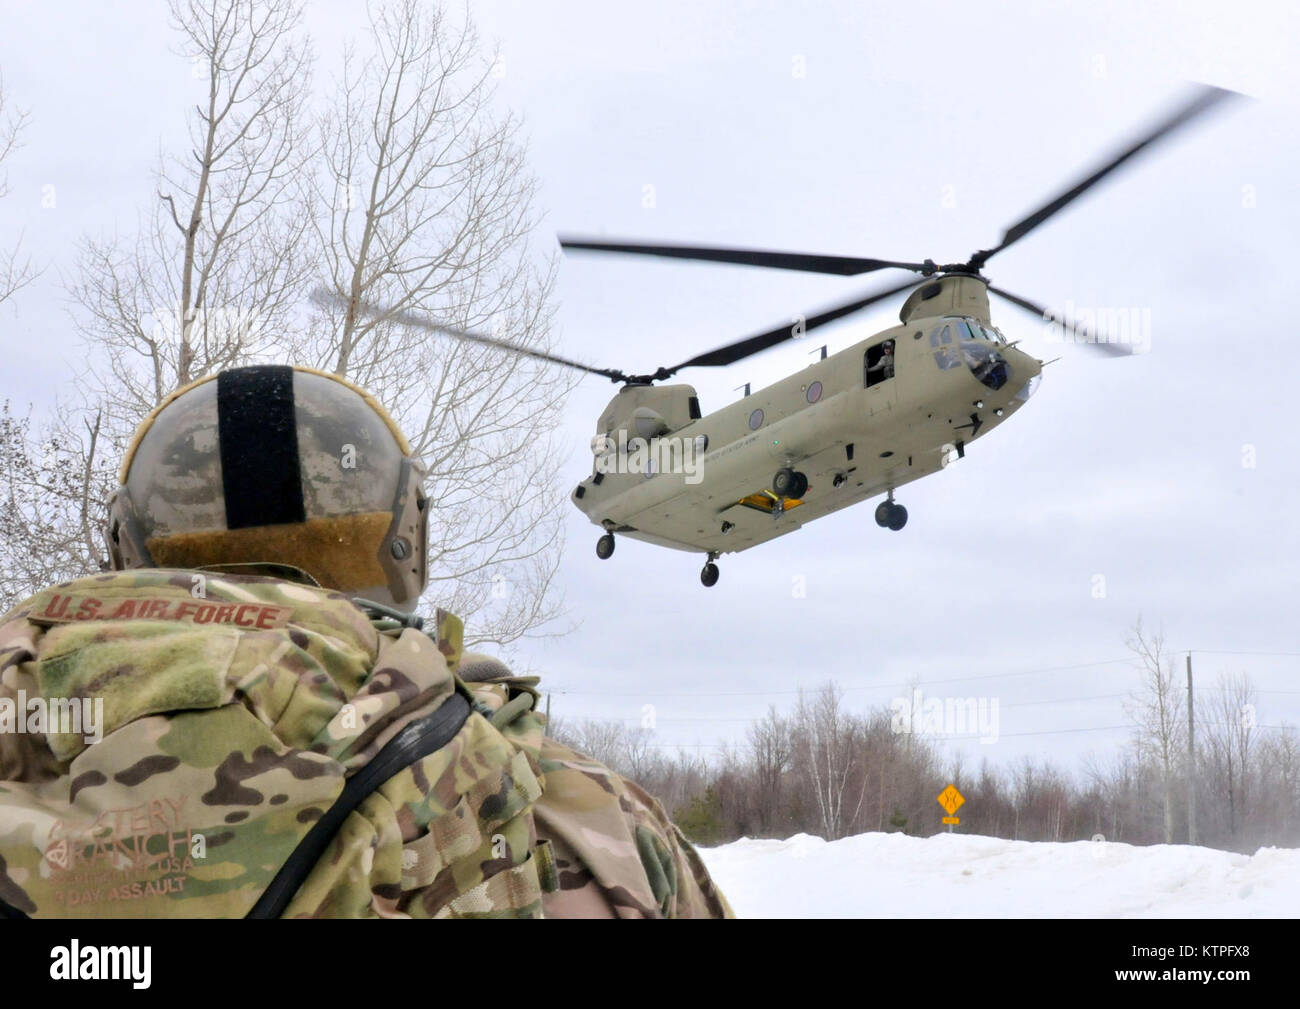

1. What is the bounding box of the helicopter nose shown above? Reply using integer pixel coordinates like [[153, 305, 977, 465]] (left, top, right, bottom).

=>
[[1005, 347, 1042, 401], [1010, 346, 1042, 380]]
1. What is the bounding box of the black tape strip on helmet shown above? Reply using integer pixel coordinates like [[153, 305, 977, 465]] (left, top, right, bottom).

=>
[[217, 366, 307, 530]]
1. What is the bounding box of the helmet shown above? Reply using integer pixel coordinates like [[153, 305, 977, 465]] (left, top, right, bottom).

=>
[[107, 365, 428, 610]]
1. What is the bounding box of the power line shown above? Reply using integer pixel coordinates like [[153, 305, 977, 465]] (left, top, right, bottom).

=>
[[1003, 692, 1128, 708], [548, 649, 1300, 753], [929, 724, 1132, 740], [585, 690, 1133, 723], [549, 656, 1136, 698], [548, 648, 1300, 700], [601, 716, 1300, 753], [1187, 650, 1300, 658]]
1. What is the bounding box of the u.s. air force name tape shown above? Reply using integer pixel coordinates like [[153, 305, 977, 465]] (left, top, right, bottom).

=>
[[28, 592, 293, 629]]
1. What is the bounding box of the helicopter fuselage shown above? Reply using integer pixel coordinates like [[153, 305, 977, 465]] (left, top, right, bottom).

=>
[[571, 274, 1043, 556]]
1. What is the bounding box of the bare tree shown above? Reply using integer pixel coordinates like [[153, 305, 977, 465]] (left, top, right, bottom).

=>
[[552, 718, 628, 771], [0, 405, 116, 604], [70, 0, 314, 429], [0, 73, 39, 310], [1082, 748, 1138, 843], [1203, 670, 1256, 841], [299, 0, 572, 646], [0, 75, 67, 608], [0, 0, 315, 609], [1126, 620, 1184, 843], [794, 683, 866, 841], [747, 706, 793, 833], [1258, 725, 1299, 842], [7, 3, 571, 648]]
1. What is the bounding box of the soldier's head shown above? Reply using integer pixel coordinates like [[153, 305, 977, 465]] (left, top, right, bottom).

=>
[[107, 365, 428, 611]]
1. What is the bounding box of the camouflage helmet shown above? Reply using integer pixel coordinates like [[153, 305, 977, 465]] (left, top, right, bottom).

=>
[[107, 365, 429, 610]]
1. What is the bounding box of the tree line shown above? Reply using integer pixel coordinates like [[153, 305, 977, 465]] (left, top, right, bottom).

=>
[[552, 624, 1300, 853]]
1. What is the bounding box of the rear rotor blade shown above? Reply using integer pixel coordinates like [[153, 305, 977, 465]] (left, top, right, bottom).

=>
[[971, 84, 1241, 268], [311, 287, 633, 383], [988, 285, 1140, 356], [560, 236, 931, 277], [661, 278, 920, 376]]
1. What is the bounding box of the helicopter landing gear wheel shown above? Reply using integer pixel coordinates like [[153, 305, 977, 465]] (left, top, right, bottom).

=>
[[772, 467, 797, 497], [875, 500, 908, 530], [596, 533, 616, 560], [789, 471, 809, 498], [700, 551, 720, 587]]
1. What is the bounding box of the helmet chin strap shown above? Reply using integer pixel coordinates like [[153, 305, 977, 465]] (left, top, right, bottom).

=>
[[351, 597, 426, 629]]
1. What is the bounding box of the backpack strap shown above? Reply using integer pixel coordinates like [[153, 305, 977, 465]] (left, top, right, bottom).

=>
[[246, 691, 471, 919]]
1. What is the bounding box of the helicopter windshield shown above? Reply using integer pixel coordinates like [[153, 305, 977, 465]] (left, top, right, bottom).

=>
[[959, 336, 1010, 390], [932, 318, 1009, 385], [966, 319, 1006, 343]]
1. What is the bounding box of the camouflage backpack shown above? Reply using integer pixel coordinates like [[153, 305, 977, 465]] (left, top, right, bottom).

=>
[[0, 569, 555, 918]]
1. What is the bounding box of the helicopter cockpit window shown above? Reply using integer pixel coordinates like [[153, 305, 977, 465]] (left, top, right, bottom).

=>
[[931, 323, 962, 370], [960, 337, 1011, 391], [965, 319, 1005, 344], [864, 339, 895, 388]]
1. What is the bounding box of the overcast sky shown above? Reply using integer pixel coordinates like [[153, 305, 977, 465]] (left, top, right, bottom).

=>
[[2, 0, 1298, 774]]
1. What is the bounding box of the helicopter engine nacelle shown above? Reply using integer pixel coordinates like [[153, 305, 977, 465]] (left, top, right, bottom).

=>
[[899, 273, 992, 325], [596, 384, 701, 445]]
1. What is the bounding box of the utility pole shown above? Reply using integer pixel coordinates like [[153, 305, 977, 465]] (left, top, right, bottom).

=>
[[545, 692, 551, 725], [1186, 652, 1197, 846]]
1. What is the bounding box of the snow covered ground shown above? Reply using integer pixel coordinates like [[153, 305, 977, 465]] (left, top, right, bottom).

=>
[[698, 832, 1299, 918]]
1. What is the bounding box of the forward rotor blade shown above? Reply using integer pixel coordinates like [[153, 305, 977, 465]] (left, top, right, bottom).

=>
[[971, 84, 1241, 268], [310, 287, 632, 383], [662, 278, 920, 376], [988, 285, 1140, 356], [559, 236, 930, 277]]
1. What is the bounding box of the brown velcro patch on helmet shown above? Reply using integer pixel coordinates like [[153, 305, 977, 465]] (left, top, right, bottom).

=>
[[146, 512, 393, 593]]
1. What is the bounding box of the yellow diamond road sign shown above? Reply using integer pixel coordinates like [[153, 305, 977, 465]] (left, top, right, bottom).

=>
[[937, 784, 965, 816]]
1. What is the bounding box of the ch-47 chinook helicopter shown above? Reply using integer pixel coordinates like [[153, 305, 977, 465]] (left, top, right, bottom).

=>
[[335, 84, 1238, 587]]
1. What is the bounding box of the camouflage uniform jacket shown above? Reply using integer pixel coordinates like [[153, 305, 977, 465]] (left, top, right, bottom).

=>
[[459, 654, 733, 919], [0, 570, 731, 919]]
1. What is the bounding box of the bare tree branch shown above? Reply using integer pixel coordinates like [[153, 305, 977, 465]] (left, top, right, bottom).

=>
[[0, 73, 42, 310], [296, 0, 574, 647]]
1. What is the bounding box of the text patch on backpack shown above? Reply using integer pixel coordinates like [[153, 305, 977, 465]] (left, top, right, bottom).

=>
[[28, 592, 293, 629]]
